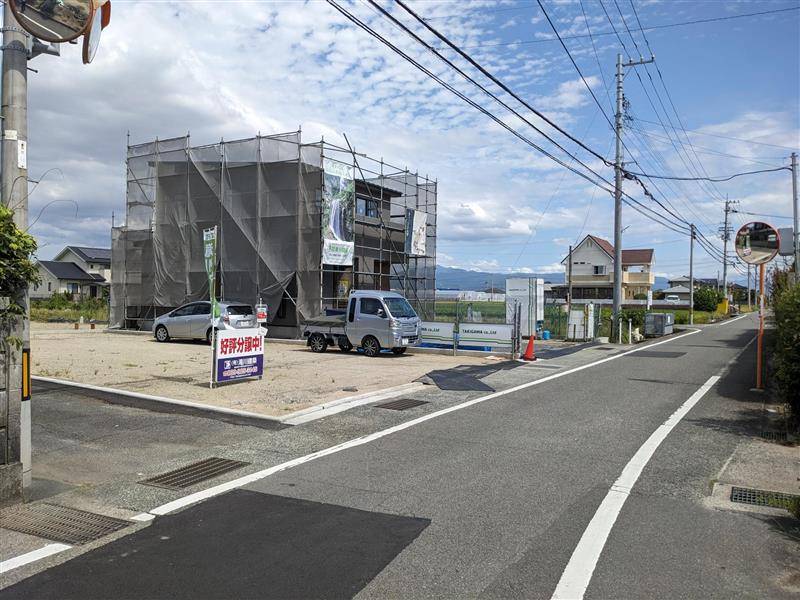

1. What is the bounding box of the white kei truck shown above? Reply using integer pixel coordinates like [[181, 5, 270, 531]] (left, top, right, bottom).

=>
[[302, 290, 421, 357]]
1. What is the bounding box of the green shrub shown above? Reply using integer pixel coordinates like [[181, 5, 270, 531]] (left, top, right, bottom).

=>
[[633, 293, 648, 300], [694, 287, 722, 312], [772, 282, 800, 422]]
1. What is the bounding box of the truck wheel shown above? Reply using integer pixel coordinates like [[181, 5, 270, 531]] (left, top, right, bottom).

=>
[[155, 325, 170, 343], [309, 333, 328, 353], [392, 347, 407, 355], [361, 336, 380, 357], [338, 338, 353, 352]]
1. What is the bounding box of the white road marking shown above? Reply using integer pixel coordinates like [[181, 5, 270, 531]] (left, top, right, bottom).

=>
[[713, 313, 750, 326], [0, 543, 71, 574], [550, 374, 721, 600], [148, 328, 703, 517], [130, 513, 156, 522]]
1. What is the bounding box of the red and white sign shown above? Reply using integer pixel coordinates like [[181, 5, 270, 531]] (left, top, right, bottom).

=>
[[214, 328, 264, 383], [255, 304, 268, 324]]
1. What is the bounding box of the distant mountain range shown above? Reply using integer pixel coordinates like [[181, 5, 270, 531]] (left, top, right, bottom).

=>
[[435, 266, 669, 291]]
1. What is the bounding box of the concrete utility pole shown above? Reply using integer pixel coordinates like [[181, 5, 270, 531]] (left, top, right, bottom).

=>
[[613, 52, 654, 343], [747, 264, 751, 310], [1, 2, 30, 498], [719, 196, 734, 300], [689, 224, 695, 325], [792, 152, 799, 273], [567, 244, 573, 316]]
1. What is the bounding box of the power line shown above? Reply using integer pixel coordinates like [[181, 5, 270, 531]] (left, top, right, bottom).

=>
[[391, 0, 612, 165], [623, 165, 790, 182], [453, 5, 800, 50], [632, 117, 800, 151], [325, 0, 614, 195], [734, 210, 794, 221]]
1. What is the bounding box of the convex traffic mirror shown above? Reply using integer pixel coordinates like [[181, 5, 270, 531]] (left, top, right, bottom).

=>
[[9, 0, 94, 44], [735, 221, 780, 265]]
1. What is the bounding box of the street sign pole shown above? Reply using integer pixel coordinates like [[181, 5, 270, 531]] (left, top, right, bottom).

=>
[[203, 226, 218, 389]]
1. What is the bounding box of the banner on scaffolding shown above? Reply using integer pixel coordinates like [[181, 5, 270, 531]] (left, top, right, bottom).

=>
[[405, 209, 427, 256], [322, 158, 355, 266]]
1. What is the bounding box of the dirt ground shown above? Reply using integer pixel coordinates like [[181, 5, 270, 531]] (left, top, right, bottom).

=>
[[30, 323, 491, 417]]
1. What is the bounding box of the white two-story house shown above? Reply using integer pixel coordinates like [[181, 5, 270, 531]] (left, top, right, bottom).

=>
[[29, 246, 111, 300], [557, 234, 655, 300]]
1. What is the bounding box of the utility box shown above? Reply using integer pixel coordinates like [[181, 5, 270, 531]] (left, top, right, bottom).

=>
[[645, 312, 674, 337], [505, 278, 544, 338]]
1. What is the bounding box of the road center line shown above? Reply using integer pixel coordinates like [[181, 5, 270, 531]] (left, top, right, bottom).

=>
[[148, 328, 702, 516], [550, 374, 721, 600]]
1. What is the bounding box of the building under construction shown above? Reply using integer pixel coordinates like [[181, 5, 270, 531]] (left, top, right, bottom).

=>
[[111, 131, 437, 338]]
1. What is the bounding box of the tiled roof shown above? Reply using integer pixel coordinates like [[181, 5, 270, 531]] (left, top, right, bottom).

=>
[[584, 235, 654, 264], [38, 261, 96, 281], [62, 246, 112, 265]]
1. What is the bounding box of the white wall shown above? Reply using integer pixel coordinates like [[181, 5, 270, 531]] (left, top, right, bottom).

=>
[[564, 238, 613, 277], [29, 267, 60, 299]]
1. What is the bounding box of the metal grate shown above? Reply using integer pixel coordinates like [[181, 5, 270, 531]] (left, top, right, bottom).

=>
[[730, 486, 799, 511], [760, 431, 788, 442], [376, 398, 429, 411], [0, 503, 130, 545], [140, 457, 250, 490]]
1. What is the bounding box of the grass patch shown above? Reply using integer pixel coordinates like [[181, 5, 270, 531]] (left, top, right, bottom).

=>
[[30, 295, 108, 322], [434, 301, 506, 323]]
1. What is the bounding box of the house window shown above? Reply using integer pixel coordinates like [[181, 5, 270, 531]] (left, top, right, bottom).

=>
[[356, 196, 379, 218], [48, 282, 52, 292], [593, 265, 607, 275]]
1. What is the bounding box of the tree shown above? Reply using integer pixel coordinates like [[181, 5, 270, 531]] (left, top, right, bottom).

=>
[[693, 287, 721, 312], [0, 205, 38, 347]]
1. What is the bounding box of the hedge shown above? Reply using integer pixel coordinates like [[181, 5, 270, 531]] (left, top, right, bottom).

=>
[[772, 282, 800, 422]]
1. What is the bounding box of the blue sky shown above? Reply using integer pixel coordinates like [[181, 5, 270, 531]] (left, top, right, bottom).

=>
[[19, 0, 800, 281]]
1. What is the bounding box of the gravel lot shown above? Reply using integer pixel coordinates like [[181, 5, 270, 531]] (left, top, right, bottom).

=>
[[30, 323, 490, 416]]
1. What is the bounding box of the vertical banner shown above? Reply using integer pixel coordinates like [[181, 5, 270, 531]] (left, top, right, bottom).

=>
[[203, 226, 219, 318], [321, 158, 355, 265], [405, 209, 427, 256]]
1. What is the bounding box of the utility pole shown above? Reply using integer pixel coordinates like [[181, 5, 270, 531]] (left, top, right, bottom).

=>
[[719, 196, 737, 300], [613, 52, 654, 343], [689, 224, 695, 325], [1, 2, 30, 497], [567, 244, 573, 317], [747, 264, 751, 310], [792, 152, 799, 275]]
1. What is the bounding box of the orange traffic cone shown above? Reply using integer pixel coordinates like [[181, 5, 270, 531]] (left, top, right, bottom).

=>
[[522, 335, 536, 361]]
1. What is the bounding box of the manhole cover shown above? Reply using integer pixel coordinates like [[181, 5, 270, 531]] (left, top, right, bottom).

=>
[[140, 457, 250, 490], [760, 431, 788, 442], [375, 398, 429, 411], [0, 504, 129, 545], [730, 486, 799, 511]]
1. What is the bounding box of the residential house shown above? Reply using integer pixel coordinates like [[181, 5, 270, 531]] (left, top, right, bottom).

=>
[[660, 285, 691, 303], [556, 234, 655, 300], [29, 246, 111, 300], [53, 246, 111, 281]]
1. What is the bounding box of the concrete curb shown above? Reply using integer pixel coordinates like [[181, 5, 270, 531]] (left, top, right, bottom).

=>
[[31, 376, 424, 428]]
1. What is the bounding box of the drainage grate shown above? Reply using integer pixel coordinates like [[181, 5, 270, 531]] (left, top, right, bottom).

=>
[[140, 457, 250, 490], [0, 503, 129, 545], [376, 398, 429, 411], [760, 431, 788, 442], [730, 486, 799, 511]]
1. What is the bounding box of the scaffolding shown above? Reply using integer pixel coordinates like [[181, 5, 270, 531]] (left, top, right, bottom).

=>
[[111, 131, 437, 337]]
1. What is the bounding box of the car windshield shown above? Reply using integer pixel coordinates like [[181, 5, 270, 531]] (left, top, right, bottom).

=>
[[226, 305, 253, 316], [384, 297, 416, 318]]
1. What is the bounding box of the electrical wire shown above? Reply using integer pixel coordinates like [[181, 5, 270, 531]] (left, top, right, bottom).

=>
[[623, 165, 790, 182], [632, 117, 800, 151], [452, 5, 800, 50]]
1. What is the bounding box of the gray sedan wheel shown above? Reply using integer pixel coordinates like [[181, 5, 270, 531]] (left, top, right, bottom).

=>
[[155, 325, 169, 342]]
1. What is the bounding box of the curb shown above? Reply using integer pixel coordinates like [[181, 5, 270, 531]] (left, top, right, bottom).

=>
[[31, 377, 425, 429]]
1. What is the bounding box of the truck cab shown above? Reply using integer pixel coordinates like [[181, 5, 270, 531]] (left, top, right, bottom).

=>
[[303, 290, 421, 357]]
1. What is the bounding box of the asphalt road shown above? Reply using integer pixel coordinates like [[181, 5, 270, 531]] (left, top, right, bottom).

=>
[[3, 314, 798, 599]]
